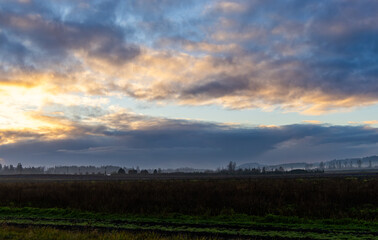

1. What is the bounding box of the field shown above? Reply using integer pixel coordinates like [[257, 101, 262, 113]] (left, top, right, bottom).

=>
[[0, 173, 377, 239]]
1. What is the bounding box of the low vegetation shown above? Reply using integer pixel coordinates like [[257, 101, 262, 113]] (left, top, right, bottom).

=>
[[0, 207, 376, 239], [0, 175, 376, 239], [0, 177, 376, 219], [0, 225, 211, 240]]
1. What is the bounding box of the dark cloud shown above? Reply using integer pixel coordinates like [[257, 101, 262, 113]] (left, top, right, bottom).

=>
[[151, 0, 378, 110], [0, 32, 30, 66], [1, 114, 377, 168], [0, 5, 139, 69], [182, 75, 251, 98], [1, 0, 377, 111]]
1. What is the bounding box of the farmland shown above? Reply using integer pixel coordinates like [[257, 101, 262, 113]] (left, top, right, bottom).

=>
[[0, 174, 377, 239]]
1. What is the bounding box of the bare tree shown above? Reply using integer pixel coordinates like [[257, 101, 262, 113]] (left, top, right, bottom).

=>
[[357, 159, 362, 168], [16, 163, 23, 174], [319, 162, 325, 170], [227, 161, 236, 172]]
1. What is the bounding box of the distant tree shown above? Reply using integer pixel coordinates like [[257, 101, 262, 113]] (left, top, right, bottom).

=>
[[337, 161, 342, 169], [140, 169, 149, 175], [9, 165, 14, 172], [118, 168, 126, 174], [350, 161, 353, 168], [319, 162, 325, 170], [329, 162, 336, 169], [227, 161, 236, 172], [357, 159, 362, 168], [128, 169, 137, 175], [16, 163, 23, 173], [158, 168, 162, 174], [0, 164, 2, 171], [153, 169, 158, 174], [305, 163, 313, 170]]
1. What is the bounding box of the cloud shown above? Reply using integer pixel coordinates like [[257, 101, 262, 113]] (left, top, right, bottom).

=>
[[348, 120, 378, 126], [0, 108, 377, 168], [302, 120, 323, 125], [0, 0, 377, 114], [1, 0, 378, 168], [364, 121, 378, 125], [0, 11, 140, 66]]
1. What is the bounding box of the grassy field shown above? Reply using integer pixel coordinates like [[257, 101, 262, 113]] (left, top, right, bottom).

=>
[[0, 176, 377, 218], [0, 207, 377, 239], [0, 174, 377, 239], [0, 225, 211, 240]]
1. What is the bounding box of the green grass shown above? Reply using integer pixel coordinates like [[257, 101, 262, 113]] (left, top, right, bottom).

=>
[[0, 207, 376, 239], [0, 226, 210, 240]]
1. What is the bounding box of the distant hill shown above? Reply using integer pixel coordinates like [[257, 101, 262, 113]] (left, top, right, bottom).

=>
[[237, 162, 263, 169], [270, 162, 310, 170], [162, 167, 209, 173], [238, 162, 311, 171]]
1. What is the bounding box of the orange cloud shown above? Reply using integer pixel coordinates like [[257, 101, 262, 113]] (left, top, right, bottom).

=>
[[363, 120, 378, 125], [302, 120, 323, 124], [349, 120, 378, 126]]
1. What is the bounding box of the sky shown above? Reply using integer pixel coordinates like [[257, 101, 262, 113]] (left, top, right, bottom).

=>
[[0, 0, 377, 168]]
